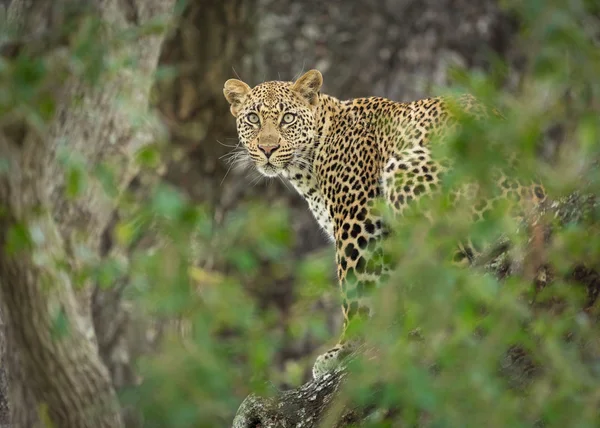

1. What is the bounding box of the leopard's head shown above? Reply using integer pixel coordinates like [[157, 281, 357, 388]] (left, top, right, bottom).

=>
[[223, 70, 322, 177]]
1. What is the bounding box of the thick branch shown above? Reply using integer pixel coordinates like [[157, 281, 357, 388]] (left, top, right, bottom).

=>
[[233, 371, 349, 428]]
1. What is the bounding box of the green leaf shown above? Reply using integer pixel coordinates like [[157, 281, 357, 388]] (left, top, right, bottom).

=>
[[93, 162, 118, 198], [136, 145, 162, 169], [65, 163, 87, 198], [151, 184, 185, 219], [227, 249, 258, 273], [0, 157, 9, 174], [5, 222, 32, 254], [50, 307, 70, 341]]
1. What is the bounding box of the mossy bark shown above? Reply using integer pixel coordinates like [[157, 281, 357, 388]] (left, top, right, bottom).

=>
[[0, 0, 174, 426]]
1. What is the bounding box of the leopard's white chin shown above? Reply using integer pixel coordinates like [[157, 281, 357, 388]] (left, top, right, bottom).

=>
[[257, 164, 282, 177]]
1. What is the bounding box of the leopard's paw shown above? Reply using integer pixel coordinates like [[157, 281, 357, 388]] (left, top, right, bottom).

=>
[[312, 345, 350, 379]]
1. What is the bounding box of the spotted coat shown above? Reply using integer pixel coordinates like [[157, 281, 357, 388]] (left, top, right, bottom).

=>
[[223, 70, 546, 378]]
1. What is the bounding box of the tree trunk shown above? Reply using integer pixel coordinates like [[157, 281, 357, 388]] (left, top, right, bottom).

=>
[[0, 0, 174, 426]]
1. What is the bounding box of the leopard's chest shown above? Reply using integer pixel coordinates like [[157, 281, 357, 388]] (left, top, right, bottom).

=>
[[291, 179, 334, 241], [283, 166, 334, 242]]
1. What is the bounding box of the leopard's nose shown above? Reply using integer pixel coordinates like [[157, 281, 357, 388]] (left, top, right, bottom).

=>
[[258, 144, 280, 159]]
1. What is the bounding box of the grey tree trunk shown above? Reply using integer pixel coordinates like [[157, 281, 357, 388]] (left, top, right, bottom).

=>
[[0, 0, 174, 426]]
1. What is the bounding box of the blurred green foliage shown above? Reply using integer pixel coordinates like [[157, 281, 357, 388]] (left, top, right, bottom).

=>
[[119, 0, 600, 426], [1, 0, 599, 427]]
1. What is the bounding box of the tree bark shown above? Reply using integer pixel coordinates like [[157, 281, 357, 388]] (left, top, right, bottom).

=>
[[233, 370, 348, 428], [0, 0, 174, 426]]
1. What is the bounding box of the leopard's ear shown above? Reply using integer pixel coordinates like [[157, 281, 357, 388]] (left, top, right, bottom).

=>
[[291, 69, 323, 107], [223, 79, 251, 117]]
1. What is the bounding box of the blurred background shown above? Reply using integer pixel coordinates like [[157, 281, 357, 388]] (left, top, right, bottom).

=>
[[139, 0, 599, 426], [1, 0, 599, 427], [157, 0, 525, 378]]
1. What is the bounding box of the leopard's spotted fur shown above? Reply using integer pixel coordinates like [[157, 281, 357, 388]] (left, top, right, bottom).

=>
[[223, 70, 546, 378]]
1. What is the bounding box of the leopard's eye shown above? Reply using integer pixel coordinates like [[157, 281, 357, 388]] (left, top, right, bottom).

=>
[[281, 112, 296, 125], [247, 113, 260, 124]]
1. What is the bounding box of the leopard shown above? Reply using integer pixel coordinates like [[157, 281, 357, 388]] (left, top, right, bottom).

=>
[[222, 69, 546, 379]]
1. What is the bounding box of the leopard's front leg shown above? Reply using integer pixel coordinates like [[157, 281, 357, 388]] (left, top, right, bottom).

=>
[[312, 210, 388, 379]]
